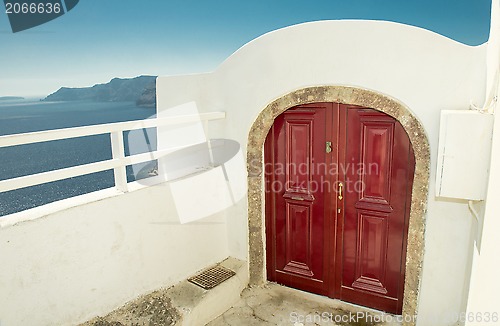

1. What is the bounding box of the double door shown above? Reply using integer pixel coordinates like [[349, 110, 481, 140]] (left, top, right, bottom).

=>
[[264, 102, 415, 314]]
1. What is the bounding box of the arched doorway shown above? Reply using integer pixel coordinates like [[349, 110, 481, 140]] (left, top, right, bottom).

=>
[[264, 102, 414, 314], [246, 86, 430, 323]]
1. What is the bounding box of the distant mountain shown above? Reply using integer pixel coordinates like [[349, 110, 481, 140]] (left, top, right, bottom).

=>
[[0, 96, 24, 101], [44, 76, 156, 107]]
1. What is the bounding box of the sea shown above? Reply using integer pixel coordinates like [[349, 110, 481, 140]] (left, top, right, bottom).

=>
[[0, 99, 157, 217]]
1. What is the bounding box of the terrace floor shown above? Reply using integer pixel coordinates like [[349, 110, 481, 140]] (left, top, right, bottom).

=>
[[207, 284, 402, 326], [81, 257, 402, 326]]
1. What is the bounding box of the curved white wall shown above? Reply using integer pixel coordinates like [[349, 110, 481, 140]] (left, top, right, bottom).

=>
[[158, 20, 487, 325]]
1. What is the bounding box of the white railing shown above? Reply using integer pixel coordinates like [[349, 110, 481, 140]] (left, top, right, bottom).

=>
[[0, 112, 225, 194]]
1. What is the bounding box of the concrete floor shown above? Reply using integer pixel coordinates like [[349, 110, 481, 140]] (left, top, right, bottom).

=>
[[79, 257, 403, 326], [206, 283, 402, 326]]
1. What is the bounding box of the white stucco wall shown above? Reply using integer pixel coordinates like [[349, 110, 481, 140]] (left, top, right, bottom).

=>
[[465, 1, 500, 324], [465, 95, 500, 326], [0, 182, 229, 326], [157, 20, 487, 325]]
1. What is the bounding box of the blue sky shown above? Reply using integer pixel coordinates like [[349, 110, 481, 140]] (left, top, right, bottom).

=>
[[0, 0, 492, 97]]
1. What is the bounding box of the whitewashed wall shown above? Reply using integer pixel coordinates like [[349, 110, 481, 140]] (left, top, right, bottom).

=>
[[465, 88, 500, 326], [157, 20, 487, 325], [465, 0, 500, 324], [0, 183, 229, 326]]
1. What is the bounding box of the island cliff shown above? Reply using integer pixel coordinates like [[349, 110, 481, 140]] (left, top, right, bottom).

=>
[[44, 75, 156, 107]]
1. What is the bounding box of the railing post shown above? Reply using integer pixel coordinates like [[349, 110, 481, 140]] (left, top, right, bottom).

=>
[[110, 131, 128, 193], [203, 120, 214, 165]]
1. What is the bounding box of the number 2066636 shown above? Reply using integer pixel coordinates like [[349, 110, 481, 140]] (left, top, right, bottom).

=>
[[447, 312, 499, 323], [5, 2, 61, 14]]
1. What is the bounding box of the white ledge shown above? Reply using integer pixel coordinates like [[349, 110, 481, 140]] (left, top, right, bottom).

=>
[[0, 176, 165, 229]]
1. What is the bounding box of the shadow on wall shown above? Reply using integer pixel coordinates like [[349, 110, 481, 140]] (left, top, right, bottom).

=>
[[126, 101, 247, 224]]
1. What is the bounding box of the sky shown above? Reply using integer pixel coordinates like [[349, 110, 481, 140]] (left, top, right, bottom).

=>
[[0, 0, 492, 97]]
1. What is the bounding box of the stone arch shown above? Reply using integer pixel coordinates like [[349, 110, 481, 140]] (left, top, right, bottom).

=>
[[246, 86, 429, 323]]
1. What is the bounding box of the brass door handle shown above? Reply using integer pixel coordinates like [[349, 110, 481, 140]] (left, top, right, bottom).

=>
[[338, 182, 343, 200]]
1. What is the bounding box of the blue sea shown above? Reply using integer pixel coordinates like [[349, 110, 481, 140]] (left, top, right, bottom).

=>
[[0, 99, 157, 217]]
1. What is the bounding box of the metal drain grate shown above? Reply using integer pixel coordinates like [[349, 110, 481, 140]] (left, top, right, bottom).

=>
[[188, 265, 236, 290]]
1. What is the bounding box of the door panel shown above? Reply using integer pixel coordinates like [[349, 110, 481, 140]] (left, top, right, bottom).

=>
[[340, 108, 413, 314], [353, 211, 390, 295], [266, 103, 330, 295], [359, 119, 394, 207], [284, 201, 314, 277], [284, 113, 315, 200], [265, 103, 414, 314]]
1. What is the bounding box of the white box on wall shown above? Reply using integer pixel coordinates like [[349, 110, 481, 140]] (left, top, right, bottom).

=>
[[436, 110, 494, 201]]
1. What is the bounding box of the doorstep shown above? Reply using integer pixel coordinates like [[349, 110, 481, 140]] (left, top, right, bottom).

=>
[[80, 257, 248, 326]]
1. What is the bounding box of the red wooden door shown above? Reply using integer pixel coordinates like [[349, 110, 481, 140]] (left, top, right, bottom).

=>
[[336, 106, 415, 313], [265, 103, 331, 295], [265, 103, 414, 314]]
